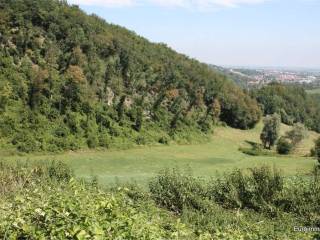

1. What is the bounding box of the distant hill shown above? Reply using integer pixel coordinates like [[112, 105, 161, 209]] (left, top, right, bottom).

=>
[[0, 0, 261, 152]]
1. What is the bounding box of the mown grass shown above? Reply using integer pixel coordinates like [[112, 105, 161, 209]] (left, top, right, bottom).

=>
[[1, 123, 318, 186]]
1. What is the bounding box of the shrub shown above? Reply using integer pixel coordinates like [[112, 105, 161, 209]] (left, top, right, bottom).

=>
[[208, 166, 283, 213], [12, 131, 41, 153], [98, 132, 111, 148], [276, 167, 320, 225], [47, 161, 73, 182], [277, 137, 293, 155], [149, 168, 206, 213], [0, 163, 195, 239], [87, 133, 99, 149], [285, 123, 306, 146], [0, 181, 193, 239], [0, 160, 73, 196], [158, 135, 170, 145]]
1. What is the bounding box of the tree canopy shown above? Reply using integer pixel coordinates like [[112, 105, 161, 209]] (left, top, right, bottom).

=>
[[0, 0, 261, 152], [252, 83, 320, 133]]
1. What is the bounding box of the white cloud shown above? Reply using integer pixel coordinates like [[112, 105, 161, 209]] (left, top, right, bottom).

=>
[[68, 0, 268, 9]]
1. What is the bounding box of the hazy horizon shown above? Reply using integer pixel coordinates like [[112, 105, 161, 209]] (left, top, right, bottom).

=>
[[69, 0, 320, 69]]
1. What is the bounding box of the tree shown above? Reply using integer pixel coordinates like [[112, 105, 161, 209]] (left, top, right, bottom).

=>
[[285, 123, 306, 147], [260, 114, 280, 149], [0, 0, 268, 153]]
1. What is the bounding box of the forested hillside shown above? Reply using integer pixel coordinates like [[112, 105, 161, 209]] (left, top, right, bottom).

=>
[[252, 83, 320, 133], [0, 0, 261, 152]]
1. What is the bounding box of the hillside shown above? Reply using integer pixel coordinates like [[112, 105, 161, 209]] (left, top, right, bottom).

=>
[[0, 0, 262, 153], [252, 83, 320, 133]]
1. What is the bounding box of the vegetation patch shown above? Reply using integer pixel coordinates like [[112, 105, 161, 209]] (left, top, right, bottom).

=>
[[1, 162, 320, 239]]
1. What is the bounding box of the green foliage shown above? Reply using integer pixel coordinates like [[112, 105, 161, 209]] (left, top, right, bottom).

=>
[[260, 114, 281, 149], [276, 137, 293, 155], [1, 162, 319, 239], [148, 166, 320, 239], [209, 166, 283, 213], [252, 83, 320, 133], [0, 162, 195, 239], [0, 160, 72, 196], [285, 123, 306, 146], [315, 137, 320, 164], [149, 168, 206, 213], [0, 0, 261, 153]]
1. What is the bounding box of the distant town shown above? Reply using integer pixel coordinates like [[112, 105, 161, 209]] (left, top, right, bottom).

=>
[[212, 65, 320, 88], [228, 67, 320, 87]]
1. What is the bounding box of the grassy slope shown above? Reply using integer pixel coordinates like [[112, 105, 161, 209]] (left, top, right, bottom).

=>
[[2, 123, 318, 186], [306, 88, 320, 94]]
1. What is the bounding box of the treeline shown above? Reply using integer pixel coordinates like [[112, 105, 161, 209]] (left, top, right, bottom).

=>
[[0, 0, 262, 152], [251, 83, 320, 133]]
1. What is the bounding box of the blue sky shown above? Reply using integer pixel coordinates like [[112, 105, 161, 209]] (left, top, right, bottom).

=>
[[69, 0, 320, 68]]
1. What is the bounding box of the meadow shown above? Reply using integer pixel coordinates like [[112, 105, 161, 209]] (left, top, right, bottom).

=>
[[307, 88, 320, 95], [2, 122, 318, 186]]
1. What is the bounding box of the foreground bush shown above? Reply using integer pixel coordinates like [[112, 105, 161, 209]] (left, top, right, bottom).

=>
[[0, 160, 72, 196], [0, 163, 195, 240], [1, 162, 319, 239], [149, 168, 207, 213], [148, 166, 318, 239], [208, 166, 283, 214]]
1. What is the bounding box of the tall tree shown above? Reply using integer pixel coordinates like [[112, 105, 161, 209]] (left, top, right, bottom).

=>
[[260, 114, 281, 149]]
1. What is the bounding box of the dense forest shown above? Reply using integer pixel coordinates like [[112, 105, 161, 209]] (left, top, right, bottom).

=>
[[251, 83, 320, 133], [0, 0, 262, 153]]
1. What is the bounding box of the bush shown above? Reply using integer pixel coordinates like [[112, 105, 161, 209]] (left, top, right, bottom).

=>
[[276, 168, 320, 226], [149, 168, 206, 213], [0, 181, 193, 239], [277, 137, 293, 155], [12, 131, 41, 153], [285, 123, 306, 146], [0, 160, 73, 196], [0, 163, 195, 239], [158, 135, 170, 145], [87, 133, 99, 149], [208, 166, 283, 213], [47, 161, 73, 182], [98, 132, 111, 148]]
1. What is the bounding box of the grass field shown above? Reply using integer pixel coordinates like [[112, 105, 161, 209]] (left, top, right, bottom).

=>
[[1, 122, 318, 186], [307, 88, 320, 94]]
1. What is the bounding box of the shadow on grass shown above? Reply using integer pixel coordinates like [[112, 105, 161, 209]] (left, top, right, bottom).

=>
[[239, 140, 276, 157]]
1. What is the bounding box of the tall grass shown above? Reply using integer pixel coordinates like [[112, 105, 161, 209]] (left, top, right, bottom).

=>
[[0, 160, 72, 196]]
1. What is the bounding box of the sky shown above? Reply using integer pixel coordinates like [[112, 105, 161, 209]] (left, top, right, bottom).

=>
[[68, 0, 320, 69]]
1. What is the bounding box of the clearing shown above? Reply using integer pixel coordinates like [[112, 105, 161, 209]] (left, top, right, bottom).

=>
[[1, 122, 318, 186]]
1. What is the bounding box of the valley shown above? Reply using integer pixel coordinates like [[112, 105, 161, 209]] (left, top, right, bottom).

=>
[[2, 122, 318, 186]]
